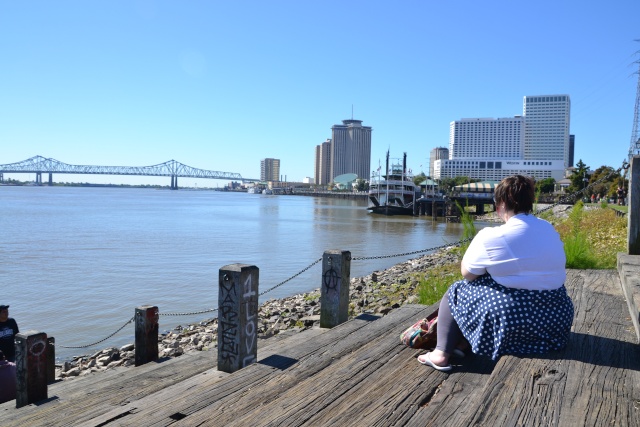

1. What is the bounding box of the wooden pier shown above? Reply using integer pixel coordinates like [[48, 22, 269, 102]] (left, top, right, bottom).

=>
[[1, 257, 639, 426]]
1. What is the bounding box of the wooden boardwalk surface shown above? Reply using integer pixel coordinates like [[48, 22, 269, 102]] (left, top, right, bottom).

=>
[[1, 264, 639, 426]]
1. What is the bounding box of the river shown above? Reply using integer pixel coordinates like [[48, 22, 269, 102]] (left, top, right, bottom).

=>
[[1, 186, 467, 360]]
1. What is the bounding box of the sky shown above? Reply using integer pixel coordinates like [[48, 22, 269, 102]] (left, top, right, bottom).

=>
[[1, 1, 639, 187]]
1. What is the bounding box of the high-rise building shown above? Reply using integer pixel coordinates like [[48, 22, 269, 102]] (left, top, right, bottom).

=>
[[314, 139, 332, 186], [523, 95, 571, 166], [433, 94, 570, 182], [449, 117, 524, 159], [429, 147, 449, 178], [260, 158, 280, 182], [569, 134, 575, 167], [330, 119, 372, 181]]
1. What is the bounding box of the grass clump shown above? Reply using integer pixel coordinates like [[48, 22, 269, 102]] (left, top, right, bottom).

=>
[[554, 202, 627, 269], [455, 200, 477, 253], [416, 262, 461, 305]]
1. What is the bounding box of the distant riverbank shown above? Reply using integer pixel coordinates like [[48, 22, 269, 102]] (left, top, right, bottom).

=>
[[290, 190, 368, 200]]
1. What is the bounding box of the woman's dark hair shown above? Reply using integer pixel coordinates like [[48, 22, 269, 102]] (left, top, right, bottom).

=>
[[494, 175, 535, 214]]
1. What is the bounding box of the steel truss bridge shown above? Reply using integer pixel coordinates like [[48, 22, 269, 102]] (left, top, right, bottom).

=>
[[0, 156, 259, 189]]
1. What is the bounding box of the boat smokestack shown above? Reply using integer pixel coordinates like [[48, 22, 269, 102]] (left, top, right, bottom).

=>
[[403, 152, 407, 174], [385, 150, 390, 178]]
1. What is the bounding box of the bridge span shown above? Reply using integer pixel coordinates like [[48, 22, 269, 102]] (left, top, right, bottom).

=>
[[0, 156, 260, 189]]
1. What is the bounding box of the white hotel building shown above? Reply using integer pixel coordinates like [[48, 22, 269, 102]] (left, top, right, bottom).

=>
[[434, 95, 570, 181]]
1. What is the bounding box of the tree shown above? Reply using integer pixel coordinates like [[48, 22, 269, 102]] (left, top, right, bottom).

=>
[[412, 172, 426, 186], [437, 176, 476, 194], [536, 177, 555, 194], [589, 165, 620, 198], [567, 159, 590, 194], [354, 178, 369, 192]]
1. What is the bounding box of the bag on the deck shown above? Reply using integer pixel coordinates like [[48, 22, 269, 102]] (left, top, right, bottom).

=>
[[400, 310, 438, 349]]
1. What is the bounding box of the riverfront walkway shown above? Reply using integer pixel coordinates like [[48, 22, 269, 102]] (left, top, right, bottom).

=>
[[1, 256, 639, 426]]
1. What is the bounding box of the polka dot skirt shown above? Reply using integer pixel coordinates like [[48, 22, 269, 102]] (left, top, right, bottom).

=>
[[448, 275, 574, 360]]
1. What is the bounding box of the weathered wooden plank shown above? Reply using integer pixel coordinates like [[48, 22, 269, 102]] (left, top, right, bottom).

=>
[[400, 356, 498, 427], [102, 305, 435, 426], [0, 350, 215, 427], [449, 270, 640, 427], [167, 305, 449, 426], [78, 327, 329, 427], [618, 253, 640, 342]]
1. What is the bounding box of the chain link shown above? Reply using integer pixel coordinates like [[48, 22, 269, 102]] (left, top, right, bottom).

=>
[[259, 257, 323, 296], [351, 238, 472, 261], [160, 307, 218, 317], [58, 316, 134, 349]]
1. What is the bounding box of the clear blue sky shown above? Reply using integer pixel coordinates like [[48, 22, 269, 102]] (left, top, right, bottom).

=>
[[1, 1, 639, 186]]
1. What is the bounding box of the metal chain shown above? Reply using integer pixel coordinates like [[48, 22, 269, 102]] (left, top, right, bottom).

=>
[[160, 307, 218, 317], [259, 257, 323, 296], [58, 316, 134, 349], [351, 238, 472, 261]]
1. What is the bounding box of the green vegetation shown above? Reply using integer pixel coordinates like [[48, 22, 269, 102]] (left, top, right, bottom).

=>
[[558, 202, 597, 269], [416, 262, 461, 305], [555, 203, 627, 269], [455, 200, 477, 253], [412, 172, 427, 186]]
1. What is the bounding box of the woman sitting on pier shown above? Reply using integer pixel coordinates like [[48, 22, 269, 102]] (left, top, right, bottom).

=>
[[419, 175, 574, 371]]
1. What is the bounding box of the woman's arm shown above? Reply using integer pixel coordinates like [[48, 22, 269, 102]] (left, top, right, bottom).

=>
[[461, 260, 481, 282]]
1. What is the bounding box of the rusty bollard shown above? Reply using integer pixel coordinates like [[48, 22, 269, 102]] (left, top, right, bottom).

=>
[[135, 305, 159, 366], [15, 331, 48, 408]]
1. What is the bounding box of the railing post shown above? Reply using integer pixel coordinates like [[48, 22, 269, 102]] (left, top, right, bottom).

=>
[[135, 306, 159, 367], [15, 331, 48, 408], [47, 337, 55, 384], [628, 155, 640, 255], [218, 264, 259, 373], [320, 250, 351, 328]]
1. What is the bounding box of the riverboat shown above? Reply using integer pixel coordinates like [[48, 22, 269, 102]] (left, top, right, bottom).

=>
[[368, 151, 420, 216]]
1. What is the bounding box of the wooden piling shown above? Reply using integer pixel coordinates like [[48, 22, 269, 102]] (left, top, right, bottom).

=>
[[135, 306, 159, 367], [15, 331, 48, 408], [217, 264, 259, 373], [628, 155, 639, 255], [320, 250, 351, 328]]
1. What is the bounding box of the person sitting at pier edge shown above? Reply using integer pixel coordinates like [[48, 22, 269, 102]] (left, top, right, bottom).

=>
[[0, 350, 17, 404], [418, 175, 574, 371], [0, 305, 19, 363]]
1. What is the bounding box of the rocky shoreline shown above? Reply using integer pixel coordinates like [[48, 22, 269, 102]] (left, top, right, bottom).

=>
[[56, 247, 462, 380]]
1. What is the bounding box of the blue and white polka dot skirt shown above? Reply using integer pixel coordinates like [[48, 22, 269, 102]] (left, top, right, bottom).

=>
[[448, 274, 574, 360]]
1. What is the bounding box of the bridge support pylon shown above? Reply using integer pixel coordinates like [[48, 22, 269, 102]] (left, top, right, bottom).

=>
[[170, 175, 178, 190]]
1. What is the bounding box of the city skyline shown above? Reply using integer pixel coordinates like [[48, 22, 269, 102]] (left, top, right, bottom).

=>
[[1, 2, 638, 186]]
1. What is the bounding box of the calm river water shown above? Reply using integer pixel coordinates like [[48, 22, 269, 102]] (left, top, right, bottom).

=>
[[1, 186, 467, 361]]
